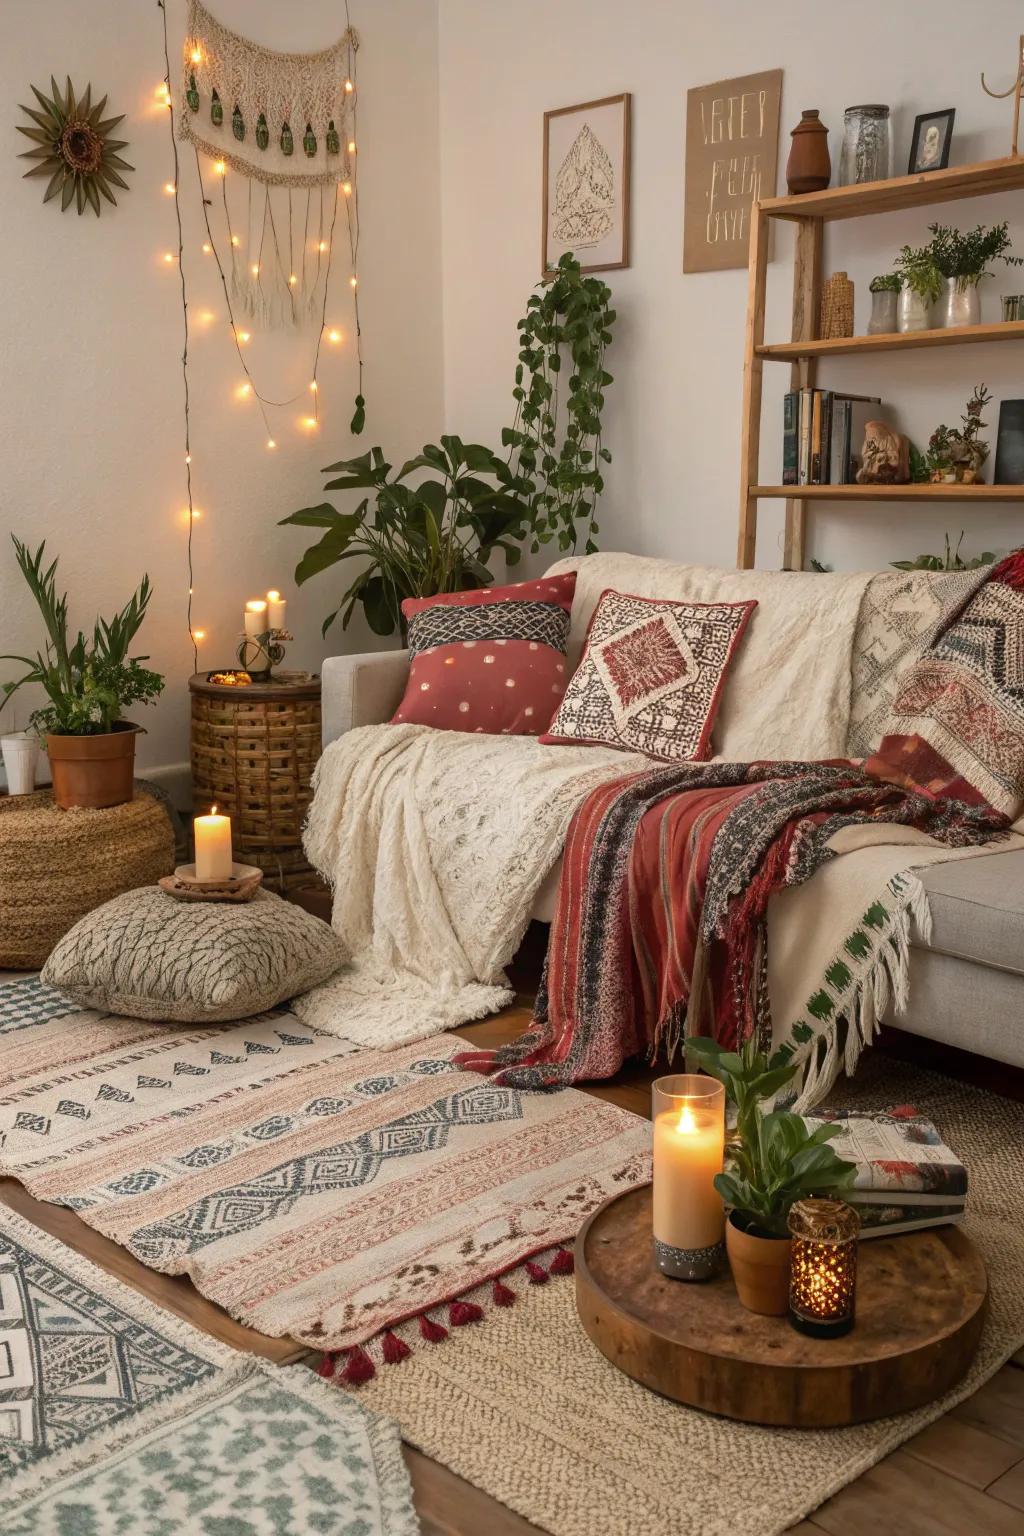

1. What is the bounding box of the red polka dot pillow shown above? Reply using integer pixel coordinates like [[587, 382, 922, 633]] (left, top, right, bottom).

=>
[[540, 588, 757, 761], [391, 573, 577, 735]]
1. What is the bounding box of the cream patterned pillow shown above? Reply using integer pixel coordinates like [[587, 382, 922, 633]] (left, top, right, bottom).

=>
[[42, 886, 348, 1023]]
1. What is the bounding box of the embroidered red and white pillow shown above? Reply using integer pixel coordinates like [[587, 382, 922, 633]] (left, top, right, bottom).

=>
[[867, 550, 1024, 818], [391, 573, 577, 736], [540, 588, 757, 761]]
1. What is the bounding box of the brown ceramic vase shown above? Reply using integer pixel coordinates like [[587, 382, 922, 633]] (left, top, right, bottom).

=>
[[726, 1212, 792, 1315], [46, 722, 139, 810], [786, 110, 831, 194]]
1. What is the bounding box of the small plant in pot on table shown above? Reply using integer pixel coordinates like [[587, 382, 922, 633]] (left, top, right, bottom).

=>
[[688, 1037, 856, 1315], [1, 537, 164, 809]]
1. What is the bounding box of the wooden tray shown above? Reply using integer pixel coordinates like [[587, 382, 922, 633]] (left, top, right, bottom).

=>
[[575, 1184, 987, 1427], [158, 863, 263, 903]]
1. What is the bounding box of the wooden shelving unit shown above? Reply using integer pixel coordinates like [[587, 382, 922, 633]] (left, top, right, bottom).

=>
[[738, 155, 1024, 570]]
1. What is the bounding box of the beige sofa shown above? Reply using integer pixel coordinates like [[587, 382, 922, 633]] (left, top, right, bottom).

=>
[[320, 552, 1024, 1069]]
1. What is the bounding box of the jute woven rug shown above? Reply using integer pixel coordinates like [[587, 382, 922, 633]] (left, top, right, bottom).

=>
[[352, 1057, 1024, 1536]]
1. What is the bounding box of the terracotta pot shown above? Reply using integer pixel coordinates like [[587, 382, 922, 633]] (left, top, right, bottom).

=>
[[726, 1212, 792, 1316], [786, 110, 831, 195], [46, 722, 139, 810]]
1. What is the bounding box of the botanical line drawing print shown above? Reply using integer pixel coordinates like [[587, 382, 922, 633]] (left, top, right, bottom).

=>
[[552, 122, 615, 246]]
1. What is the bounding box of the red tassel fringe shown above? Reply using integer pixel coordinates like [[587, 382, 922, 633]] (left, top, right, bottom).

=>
[[549, 1247, 574, 1275], [525, 1260, 549, 1285], [339, 1345, 376, 1385], [316, 1353, 336, 1379], [492, 1277, 517, 1306], [381, 1329, 411, 1364], [449, 1299, 484, 1326], [419, 1313, 448, 1343]]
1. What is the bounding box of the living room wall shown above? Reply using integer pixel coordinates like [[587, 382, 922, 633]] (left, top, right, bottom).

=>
[[437, 0, 1024, 575], [0, 0, 443, 784]]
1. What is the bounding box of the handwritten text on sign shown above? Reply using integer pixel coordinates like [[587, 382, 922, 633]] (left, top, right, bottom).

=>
[[683, 69, 782, 273]]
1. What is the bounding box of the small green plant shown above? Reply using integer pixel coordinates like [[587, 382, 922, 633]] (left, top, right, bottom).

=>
[[280, 440, 531, 638], [687, 1036, 856, 1237], [891, 530, 996, 572], [868, 272, 901, 293], [1, 537, 164, 736], [894, 242, 942, 303], [926, 221, 1022, 287], [923, 384, 993, 480]]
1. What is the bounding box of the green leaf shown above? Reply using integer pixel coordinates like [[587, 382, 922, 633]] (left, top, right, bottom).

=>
[[350, 393, 366, 435], [278, 502, 344, 528]]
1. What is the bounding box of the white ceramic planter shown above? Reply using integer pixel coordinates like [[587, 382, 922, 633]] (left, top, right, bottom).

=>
[[2, 732, 39, 795], [938, 276, 981, 328], [897, 282, 932, 333]]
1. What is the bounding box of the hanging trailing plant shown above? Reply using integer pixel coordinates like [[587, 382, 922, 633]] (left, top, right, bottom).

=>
[[16, 76, 133, 216], [503, 252, 616, 556]]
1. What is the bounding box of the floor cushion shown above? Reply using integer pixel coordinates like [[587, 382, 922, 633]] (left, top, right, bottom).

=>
[[41, 886, 348, 1022]]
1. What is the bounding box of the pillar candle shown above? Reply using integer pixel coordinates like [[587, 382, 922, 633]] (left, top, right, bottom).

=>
[[244, 599, 267, 639], [194, 806, 233, 881], [652, 1075, 725, 1277], [266, 590, 287, 630]]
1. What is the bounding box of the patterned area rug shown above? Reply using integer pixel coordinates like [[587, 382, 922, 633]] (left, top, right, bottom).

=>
[[0, 1203, 418, 1534], [0, 979, 650, 1351], [351, 1057, 1024, 1536]]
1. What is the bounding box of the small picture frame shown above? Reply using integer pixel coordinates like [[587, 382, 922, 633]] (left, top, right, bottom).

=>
[[542, 93, 630, 276], [908, 108, 955, 174]]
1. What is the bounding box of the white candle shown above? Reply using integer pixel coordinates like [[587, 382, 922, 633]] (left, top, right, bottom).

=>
[[266, 590, 287, 631], [194, 806, 233, 881], [244, 599, 267, 639], [652, 1078, 725, 1254]]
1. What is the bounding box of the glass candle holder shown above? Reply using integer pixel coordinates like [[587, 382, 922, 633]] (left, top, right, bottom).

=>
[[652, 1075, 726, 1281], [787, 1198, 860, 1338]]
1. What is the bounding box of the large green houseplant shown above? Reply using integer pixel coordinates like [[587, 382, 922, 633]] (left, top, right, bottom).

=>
[[688, 1035, 855, 1314], [281, 254, 617, 640], [1, 537, 164, 808]]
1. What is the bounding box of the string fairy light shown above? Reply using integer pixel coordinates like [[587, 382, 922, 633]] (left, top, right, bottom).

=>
[[157, 0, 199, 671]]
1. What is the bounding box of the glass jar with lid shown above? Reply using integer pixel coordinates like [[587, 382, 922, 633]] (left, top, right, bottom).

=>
[[839, 105, 892, 185]]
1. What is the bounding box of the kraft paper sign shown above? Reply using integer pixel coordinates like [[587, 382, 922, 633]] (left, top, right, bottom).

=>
[[683, 69, 782, 273]]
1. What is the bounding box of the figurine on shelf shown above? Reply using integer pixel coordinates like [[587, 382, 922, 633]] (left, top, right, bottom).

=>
[[855, 420, 911, 484], [925, 385, 992, 483]]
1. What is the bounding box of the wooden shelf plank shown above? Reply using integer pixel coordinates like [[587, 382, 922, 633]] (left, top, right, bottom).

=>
[[758, 321, 1024, 361], [759, 156, 1024, 222], [750, 483, 1024, 501]]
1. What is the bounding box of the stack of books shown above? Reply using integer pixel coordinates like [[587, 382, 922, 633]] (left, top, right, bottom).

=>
[[802, 1106, 966, 1239], [783, 388, 882, 486]]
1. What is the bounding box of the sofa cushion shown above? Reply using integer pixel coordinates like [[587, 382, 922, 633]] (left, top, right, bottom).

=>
[[42, 886, 348, 1023], [915, 850, 1024, 976], [541, 588, 755, 761], [391, 573, 576, 736]]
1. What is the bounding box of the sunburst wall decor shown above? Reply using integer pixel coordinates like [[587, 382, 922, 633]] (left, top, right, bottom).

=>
[[17, 76, 133, 216]]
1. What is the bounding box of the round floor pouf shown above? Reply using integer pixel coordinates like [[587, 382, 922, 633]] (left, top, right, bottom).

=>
[[0, 789, 175, 969], [189, 673, 321, 892]]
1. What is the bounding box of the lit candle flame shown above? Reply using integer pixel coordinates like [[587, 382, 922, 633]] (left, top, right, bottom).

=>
[[675, 1103, 698, 1135]]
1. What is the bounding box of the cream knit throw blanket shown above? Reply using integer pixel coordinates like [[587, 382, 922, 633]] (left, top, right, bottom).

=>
[[297, 564, 1022, 1107]]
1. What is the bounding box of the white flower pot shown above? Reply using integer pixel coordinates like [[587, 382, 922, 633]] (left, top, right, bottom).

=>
[[938, 276, 981, 329], [897, 282, 932, 333], [2, 733, 39, 795]]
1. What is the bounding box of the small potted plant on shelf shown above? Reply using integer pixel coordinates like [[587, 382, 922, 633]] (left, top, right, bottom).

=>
[[893, 243, 942, 332], [867, 272, 901, 334], [687, 1036, 856, 1315], [1, 537, 164, 809], [925, 385, 992, 484], [926, 221, 1022, 328]]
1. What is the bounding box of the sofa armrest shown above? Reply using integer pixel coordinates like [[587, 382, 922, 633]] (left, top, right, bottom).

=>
[[321, 651, 409, 746]]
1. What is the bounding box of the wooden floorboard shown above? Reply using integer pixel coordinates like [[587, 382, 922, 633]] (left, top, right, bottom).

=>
[[3, 967, 1024, 1533]]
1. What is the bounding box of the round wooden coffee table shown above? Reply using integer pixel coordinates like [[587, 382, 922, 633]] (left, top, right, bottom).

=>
[[575, 1184, 986, 1428]]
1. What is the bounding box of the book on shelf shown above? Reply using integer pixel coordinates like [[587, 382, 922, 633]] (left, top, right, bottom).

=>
[[801, 1105, 966, 1239], [783, 390, 881, 486]]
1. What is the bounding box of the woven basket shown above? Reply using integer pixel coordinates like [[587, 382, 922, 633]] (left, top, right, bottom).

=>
[[189, 675, 321, 892], [0, 789, 175, 969]]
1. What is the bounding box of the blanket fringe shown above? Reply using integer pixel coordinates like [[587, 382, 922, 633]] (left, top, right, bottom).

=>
[[315, 1243, 574, 1387], [791, 873, 931, 1114]]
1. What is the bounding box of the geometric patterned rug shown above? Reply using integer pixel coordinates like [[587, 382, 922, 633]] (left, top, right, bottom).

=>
[[0, 980, 650, 1354], [0, 1203, 419, 1533]]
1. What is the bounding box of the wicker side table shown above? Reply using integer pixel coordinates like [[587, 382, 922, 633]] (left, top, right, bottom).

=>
[[189, 673, 322, 892]]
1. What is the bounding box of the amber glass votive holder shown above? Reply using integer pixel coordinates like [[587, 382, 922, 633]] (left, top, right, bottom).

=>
[[787, 1198, 860, 1338]]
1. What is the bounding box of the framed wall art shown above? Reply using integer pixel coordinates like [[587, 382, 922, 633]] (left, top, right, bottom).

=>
[[542, 93, 630, 276], [683, 69, 782, 273], [908, 108, 955, 174]]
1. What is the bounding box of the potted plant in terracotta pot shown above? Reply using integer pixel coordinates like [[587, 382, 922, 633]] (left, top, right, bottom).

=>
[[688, 1037, 855, 1316], [1, 537, 164, 809]]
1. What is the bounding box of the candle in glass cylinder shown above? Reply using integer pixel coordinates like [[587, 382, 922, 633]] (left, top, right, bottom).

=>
[[194, 805, 233, 881], [244, 599, 268, 639], [266, 590, 287, 630], [652, 1075, 726, 1280]]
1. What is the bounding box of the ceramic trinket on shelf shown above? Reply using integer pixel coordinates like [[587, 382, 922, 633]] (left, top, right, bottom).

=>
[[786, 109, 831, 194], [855, 420, 911, 485]]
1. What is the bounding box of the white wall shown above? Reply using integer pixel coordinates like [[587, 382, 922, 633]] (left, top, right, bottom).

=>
[[438, 0, 1024, 574], [0, 0, 442, 782]]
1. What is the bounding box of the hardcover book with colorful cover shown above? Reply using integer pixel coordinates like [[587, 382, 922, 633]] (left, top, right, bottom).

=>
[[802, 1106, 967, 1234]]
